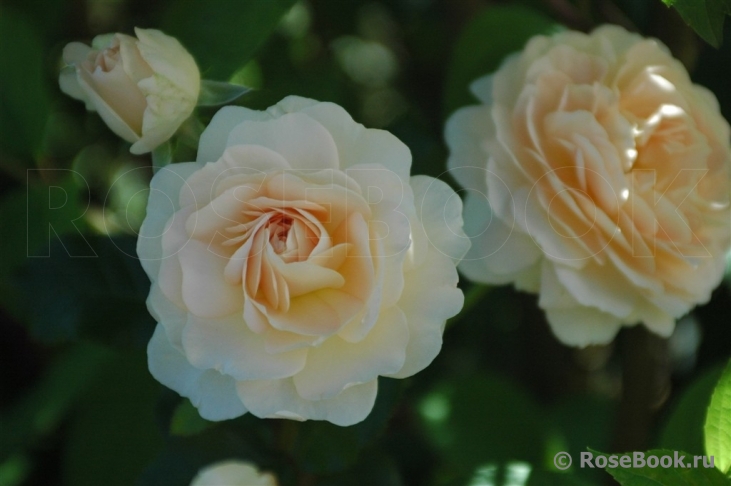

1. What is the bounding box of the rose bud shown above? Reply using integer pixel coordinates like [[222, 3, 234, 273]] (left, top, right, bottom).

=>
[[59, 28, 200, 154]]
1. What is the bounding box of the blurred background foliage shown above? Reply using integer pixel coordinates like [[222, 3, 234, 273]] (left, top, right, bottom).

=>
[[0, 0, 730, 485]]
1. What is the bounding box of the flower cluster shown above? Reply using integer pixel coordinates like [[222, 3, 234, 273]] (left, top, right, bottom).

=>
[[57, 23, 730, 429]]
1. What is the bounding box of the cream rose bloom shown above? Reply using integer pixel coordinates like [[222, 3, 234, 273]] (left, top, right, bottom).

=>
[[140, 96, 469, 425], [446, 25, 731, 347], [191, 461, 277, 486], [60, 28, 200, 154]]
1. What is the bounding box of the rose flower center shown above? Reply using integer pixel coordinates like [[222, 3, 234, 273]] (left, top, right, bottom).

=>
[[268, 213, 294, 254]]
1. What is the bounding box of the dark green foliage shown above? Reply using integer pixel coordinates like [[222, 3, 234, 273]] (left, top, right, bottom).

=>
[[663, 0, 731, 47], [18, 235, 154, 347], [162, 0, 297, 79]]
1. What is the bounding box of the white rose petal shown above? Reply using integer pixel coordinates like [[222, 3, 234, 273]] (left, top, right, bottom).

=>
[[148, 326, 247, 421]]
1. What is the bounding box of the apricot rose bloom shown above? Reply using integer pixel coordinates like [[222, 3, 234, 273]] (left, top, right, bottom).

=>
[[59, 28, 199, 154], [447, 26, 731, 347], [140, 96, 469, 425], [190, 461, 277, 486]]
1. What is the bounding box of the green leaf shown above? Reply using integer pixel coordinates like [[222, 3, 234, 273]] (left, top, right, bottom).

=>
[[162, 0, 297, 80], [197, 80, 252, 106], [0, 6, 50, 159], [0, 343, 113, 462], [17, 235, 154, 347], [62, 350, 165, 486], [420, 373, 547, 471], [170, 399, 213, 437], [704, 358, 731, 475], [662, 0, 731, 48], [292, 377, 403, 474], [0, 176, 88, 316], [658, 364, 725, 455], [444, 5, 559, 116], [592, 449, 729, 485]]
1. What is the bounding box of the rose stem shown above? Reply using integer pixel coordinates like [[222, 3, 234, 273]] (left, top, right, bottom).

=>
[[612, 325, 670, 453]]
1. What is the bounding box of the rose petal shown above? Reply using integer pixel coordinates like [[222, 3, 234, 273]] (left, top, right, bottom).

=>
[[59, 67, 91, 107], [197, 106, 274, 164], [62, 42, 92, 64], [538, 260, 578, 310], [237, 377, 378, 426], [186, 186, 249, 242], [637, 304, 676, 337], [444, 105, 493, 194], [134, 28, 200, 97], [179, 238, 244, 318], [268, 95, 321, 115], [545, 306, 622, 347], [458, 192, 541, 283], [293, 307, 408, 400], [87, 60, 147, 135], [147, 325, 247, 421], [335, 240, 383, 343], [553, 263, 636, 318], [264, 327, 322, 353], [186, 145, 289, 210], [76, 68, 141, 143], [411, 175, 471, 265], [226, 112, 339, 170], [182, 313, 308, 381], [388, 247, 463, 378], [470, 74, 494, 105], [297, 101, 412, 179], [137, 162, 201, 278], [147, 282, 186, 350], [265, 289, 355, 336], [116, 34, 153, 84], [157, 206, 195, 308], [273, 260, 345, 297]]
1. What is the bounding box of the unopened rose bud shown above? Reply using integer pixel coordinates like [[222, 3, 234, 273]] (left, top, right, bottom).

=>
[[59, 28, 200, 154]]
